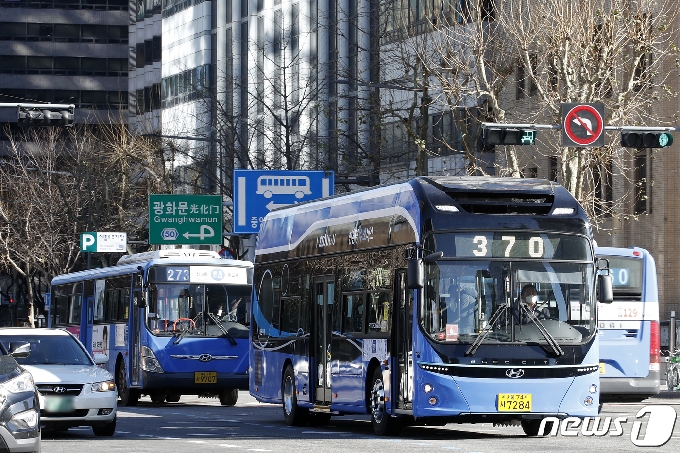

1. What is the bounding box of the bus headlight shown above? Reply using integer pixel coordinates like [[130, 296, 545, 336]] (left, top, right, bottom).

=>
[[141, 346, 164, 373]]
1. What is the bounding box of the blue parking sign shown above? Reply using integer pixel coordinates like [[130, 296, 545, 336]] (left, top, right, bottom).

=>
[[233, 170, 334, 234]]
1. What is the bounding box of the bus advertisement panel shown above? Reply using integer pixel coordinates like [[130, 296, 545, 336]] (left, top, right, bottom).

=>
[[596, 246, 661, 401], [250, 176, 612, 436], [50, 249, 253, 406]]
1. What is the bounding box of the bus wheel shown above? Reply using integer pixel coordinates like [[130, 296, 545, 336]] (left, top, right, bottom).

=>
[[521, 419, 550, 436], [150, 393, 166, 404], [369, 367, 396, 436], [166, 394, 181, 403], [219, 389, 238, 406], [282, 365, 309, 426], [308, 412, 331, 426], [117, 360, 138, 407]]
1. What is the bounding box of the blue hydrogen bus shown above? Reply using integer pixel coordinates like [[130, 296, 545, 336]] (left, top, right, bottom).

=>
[[250, 176, 613, 436], [596, 246, 661, 401], [49, 249, 253, 406]]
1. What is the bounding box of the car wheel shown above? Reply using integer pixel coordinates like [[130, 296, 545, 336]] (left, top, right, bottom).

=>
[[282, 365, 308, 426], [219, 388, 238, 406], [117, 360, 138, 407], [166, 394, 181, 403], [92, 416, 116, 437]]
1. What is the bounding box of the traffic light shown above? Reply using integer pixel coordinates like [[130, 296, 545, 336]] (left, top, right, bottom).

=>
[[17, 104, 75, 127], [621, 131, 673, 148], [483, 127, 537, 145]]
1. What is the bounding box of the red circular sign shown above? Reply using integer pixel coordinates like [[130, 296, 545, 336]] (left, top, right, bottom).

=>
[[563, 105, 604, 146]]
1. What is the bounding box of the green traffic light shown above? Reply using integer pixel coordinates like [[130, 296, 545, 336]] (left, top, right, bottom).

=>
[[658, 133, 673, 147]]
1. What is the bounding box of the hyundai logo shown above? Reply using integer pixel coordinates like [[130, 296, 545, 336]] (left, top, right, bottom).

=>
[[505, 369, 525, 379], [198, 354, 213, 362], [53, 386, 67, 393]]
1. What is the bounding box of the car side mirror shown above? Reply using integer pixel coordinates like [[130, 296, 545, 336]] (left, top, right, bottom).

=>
[[8, 341, 31, 358]]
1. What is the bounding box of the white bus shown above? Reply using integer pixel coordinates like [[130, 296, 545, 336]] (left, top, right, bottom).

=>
[[256, 175, 311, 199]]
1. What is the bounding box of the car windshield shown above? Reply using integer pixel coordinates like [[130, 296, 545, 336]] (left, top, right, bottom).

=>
[[0, 334, 93, 366], [146, 283, 251, 339]]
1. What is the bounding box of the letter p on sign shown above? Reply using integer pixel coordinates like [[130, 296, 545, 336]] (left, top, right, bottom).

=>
[[80, 232, 96, 252]]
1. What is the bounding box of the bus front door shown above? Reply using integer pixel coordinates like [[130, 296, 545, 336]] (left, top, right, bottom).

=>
[[313, 276, 335, 404], [394, 270, 413, 409]]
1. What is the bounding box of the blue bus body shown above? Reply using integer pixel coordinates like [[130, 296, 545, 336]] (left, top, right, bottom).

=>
[[50, 249, 253, 406], [251, 177, 607, 435], [596, 246, 661, 401]]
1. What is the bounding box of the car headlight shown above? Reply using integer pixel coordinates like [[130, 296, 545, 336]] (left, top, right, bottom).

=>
[[1, 371, 35, 394], [10, 409, 39, 430], [91, 380, 116, 392]]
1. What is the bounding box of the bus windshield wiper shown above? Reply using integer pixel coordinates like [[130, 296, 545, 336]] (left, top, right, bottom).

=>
[[466, 304, 509, 356], [519, 304, 564, 357], [208, 312, 237, 345], [173, 314, 201, 345]]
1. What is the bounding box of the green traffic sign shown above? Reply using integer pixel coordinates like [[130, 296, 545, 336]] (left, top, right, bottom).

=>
[[149, 194, 222, 245]]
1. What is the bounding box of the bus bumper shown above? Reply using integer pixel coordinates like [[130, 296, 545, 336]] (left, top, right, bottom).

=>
[[600, 371, 660, 401], [141, 371, 249, 392]]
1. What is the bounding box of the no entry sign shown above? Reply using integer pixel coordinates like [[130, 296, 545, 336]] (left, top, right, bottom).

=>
[[561, 103, 605, 147]]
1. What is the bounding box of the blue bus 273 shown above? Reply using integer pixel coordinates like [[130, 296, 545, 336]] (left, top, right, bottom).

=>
[[250, 176, 613, 436], [50, 249, 253, 406]]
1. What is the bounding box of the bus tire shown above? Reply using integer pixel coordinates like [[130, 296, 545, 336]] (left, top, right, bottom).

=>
[[166, 394, 181, 403], [521, 419, 550, 436], [282, 365, 309, 426], [219, 389, 238, 406], [369, 367, 397, 436], [150, 393, 166, 404], [116, 360, 139, 407]]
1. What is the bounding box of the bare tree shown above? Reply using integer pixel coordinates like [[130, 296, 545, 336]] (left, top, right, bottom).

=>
[[414, 0, 678, 224], [0, 121, 163, 324]]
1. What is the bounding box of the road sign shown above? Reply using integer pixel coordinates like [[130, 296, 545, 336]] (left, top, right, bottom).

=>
[[233, 170, 334, 234], [80, 232, 127, 252], [149, 194, 222, 245], [562, 103, 605, 147]]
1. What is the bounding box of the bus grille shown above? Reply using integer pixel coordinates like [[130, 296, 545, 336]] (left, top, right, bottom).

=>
[[449, 192, 554, 215]]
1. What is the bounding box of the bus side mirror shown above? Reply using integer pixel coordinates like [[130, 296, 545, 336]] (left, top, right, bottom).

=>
[[407, 258, 424, 289], [598, 274, 613, 303], [135, 289, 147, 309]]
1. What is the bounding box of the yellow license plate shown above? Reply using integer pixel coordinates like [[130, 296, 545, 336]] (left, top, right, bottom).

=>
[[497, 393, 532, 412], [194, 371, 217, 384], [599, 363, 605, 375]]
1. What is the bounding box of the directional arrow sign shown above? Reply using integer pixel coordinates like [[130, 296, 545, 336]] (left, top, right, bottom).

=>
[[149, 194, 222, 245], [233, 170, 334, 234]]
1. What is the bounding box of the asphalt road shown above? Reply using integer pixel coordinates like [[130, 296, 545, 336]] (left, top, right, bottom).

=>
[[41, 391, 680, 453]]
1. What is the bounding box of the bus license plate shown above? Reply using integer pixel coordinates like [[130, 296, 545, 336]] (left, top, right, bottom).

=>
[[44, 396, 74, 413], [497, 393, 532, 412], [195, 372, 217, 384], [599, 363, 605, 375]]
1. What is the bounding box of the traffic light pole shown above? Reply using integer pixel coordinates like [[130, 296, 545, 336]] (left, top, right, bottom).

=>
[[0, 103, 75, 126]]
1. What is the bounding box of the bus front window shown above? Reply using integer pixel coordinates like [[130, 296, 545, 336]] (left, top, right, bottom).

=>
[[146, 284, 251, 338], [420, 261, 595, 345]]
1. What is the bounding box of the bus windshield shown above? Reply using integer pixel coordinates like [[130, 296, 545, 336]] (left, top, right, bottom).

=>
[[420, 259, 595, 346], [146, 283, 251, 338]]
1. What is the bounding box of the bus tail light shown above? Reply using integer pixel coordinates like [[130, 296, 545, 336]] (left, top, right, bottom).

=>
[[649, 321, 660, 372]]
